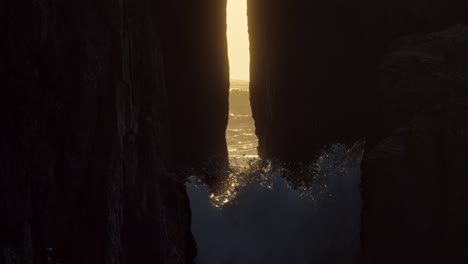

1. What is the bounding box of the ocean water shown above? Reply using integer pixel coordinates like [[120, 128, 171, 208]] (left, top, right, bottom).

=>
[[225, 80, 258, 167], [186, 143, 364, 264], [186, 80, 363, 263]]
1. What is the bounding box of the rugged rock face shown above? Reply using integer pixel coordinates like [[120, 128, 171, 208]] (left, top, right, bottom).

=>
[[0, 0, 231, 263], [157, 0, 230, 169], [362, 25, 468, 263], [248, 0, 468, 161], [248, 0, 468, 262]]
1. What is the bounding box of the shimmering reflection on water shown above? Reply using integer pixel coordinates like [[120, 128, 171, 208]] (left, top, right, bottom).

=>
[[226, 80, 258, 167], [188, 81, 363, 264], [207, 80, 259, 206], [187, 142, 364, 264]]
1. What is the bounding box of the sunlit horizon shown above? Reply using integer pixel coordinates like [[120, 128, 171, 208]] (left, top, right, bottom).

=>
[[225, 0, 257, 173], [227, 0, 250, 81]]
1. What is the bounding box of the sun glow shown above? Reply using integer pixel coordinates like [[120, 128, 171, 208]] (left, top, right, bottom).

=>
[[213, 0, 256, 207], [227, 0, 250, 81]]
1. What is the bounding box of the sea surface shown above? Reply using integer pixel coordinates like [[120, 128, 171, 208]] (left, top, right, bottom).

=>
[[186, 80, 363, 264], [226, 80, 258, 167]]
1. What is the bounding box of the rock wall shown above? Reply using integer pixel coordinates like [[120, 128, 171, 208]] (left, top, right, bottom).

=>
[[248, 0, 468, 161], [248, 1, 468, 262], [362, 25, 468, 264], [157, 0, 230, 169], [0, 0, 231, 262]]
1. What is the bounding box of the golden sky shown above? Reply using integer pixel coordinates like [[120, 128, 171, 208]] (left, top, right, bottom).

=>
[[227, 0, 250, 81]]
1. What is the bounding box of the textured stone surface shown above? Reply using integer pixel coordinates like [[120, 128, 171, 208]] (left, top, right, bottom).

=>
[[248, 0, 468, 261], [157, 0, 230, 169], [248, 0, 468, 161], [2, 0, 468, 263], [362, 25, 468, 264], [0, 0, 226, 263]]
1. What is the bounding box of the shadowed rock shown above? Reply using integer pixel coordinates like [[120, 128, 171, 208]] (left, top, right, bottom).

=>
[[362, 25, 468, 264], [248, 0, 468, 161], [0, 0, 232, 262], [157, 0, 230, 170]]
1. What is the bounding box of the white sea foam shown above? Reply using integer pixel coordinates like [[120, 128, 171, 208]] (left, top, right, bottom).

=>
[[186, 142, 364, 264]]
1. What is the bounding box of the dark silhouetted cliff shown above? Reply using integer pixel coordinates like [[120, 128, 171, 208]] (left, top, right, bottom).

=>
[[2, 0, 468, 263], [157, 0, 230, 169], [248, 1, 468, 263], [362, 25, 468, 264], [0, 0, 229, 263], [248, 0, 468, 161]]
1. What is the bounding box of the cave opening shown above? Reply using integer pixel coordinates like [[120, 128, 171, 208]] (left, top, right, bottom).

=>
[[225, 0, 258, 168]]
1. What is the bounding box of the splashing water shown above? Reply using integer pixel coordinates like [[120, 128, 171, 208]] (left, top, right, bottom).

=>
[[186, 142, 364, 264]]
